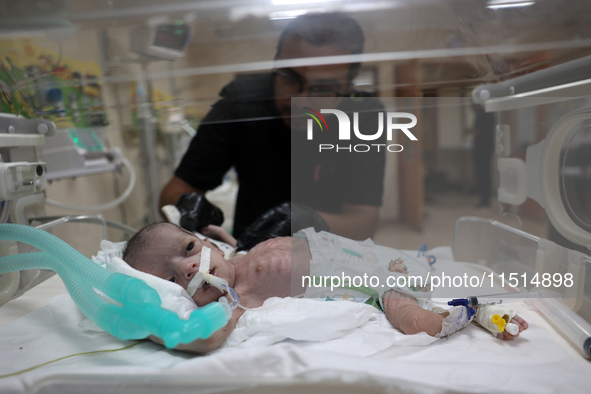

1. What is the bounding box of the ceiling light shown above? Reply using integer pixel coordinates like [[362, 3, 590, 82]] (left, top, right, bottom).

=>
[[487, 1, 535, 10]]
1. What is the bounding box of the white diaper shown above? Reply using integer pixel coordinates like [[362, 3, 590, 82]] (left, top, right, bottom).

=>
[[297, 228, 432, 310]]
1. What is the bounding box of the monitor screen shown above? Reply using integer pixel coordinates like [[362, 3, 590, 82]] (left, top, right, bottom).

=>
[[152, 24, 189, 51]]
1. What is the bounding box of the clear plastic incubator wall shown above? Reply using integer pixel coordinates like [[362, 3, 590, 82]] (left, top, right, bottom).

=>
[[1, 0, 591, 393]]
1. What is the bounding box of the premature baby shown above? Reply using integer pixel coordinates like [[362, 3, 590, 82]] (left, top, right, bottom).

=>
[[122, 222, 528, 353]]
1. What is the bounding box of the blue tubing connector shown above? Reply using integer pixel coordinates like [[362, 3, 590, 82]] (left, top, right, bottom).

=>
[[0, 224, 230, 348], [448, 298, 477, 320]]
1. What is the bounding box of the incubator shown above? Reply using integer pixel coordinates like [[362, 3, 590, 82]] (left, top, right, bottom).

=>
[[1, 0, 591, 393]]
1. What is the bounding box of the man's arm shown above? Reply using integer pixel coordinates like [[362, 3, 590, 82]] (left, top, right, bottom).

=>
[[201, 225, 238, 247], [318, 204, 379, 240], [159, 176, 205, 215]]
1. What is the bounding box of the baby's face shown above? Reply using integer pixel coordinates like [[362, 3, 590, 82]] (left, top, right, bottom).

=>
[[133, 226, 235, 307]]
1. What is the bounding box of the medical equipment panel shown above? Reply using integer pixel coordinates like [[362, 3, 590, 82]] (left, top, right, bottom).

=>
[[41, 127, 120, 180]]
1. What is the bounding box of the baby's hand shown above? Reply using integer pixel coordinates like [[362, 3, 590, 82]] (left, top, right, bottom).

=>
[[201, 225, 237, 247], [498, 315, 528, 340]]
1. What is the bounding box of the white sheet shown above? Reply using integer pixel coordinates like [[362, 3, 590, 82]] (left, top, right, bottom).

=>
[[1, 247, 590, 394]]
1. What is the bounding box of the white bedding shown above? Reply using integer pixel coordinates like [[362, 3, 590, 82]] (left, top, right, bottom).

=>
[[1, 247, 590, 394]]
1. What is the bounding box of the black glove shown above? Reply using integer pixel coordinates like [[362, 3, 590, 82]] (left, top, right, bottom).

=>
[[291, 202, 329, 234], [176, 193, 224, 233], [236, 201, 328, 252]]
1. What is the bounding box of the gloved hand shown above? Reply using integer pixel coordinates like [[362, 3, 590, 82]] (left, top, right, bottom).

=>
[[176, 193, 224, 233], [236, 201, 328, 252]]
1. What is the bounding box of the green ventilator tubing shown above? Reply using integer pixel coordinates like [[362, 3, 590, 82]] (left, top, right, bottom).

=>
[[0, 224, 229, 348]]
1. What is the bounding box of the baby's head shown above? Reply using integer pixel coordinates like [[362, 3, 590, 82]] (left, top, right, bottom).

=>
[[122, 222, 170, 267], [123, 222, 234, 306]]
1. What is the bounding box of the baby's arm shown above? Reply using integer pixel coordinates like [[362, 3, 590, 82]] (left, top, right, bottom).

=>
[[201, 225, 237, 247], [149, 306, 245, 353]]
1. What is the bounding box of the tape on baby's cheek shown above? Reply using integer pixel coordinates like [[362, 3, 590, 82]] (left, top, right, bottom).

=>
[[186, 246, 211, 296], [186, 246, 231, 298]]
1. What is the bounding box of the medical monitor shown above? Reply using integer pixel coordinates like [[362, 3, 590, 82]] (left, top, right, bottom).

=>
[[130, 23, 191, 61]]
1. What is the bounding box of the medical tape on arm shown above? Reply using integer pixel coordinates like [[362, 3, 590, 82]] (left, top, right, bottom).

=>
[[186, 246, 229, 296], [435, 306, 474, 338]]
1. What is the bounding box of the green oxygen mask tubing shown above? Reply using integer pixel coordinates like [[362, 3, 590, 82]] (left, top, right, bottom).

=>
[[0, 223, 231, 349]]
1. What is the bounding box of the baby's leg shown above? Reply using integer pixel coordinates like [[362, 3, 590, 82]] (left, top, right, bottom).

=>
[[382, 290, 444, 336]]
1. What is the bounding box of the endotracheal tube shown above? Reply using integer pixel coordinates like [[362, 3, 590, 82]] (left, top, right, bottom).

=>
[[185, 245, 240, 312]]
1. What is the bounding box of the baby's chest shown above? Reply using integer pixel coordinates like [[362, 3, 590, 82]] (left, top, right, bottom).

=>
[[239, 258, 293, 300]]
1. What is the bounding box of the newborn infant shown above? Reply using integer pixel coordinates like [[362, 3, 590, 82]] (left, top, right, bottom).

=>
[[122, 222, 528, 353]]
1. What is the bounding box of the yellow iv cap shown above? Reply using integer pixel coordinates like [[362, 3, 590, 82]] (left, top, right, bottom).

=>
[[491, 314, 507, 333]]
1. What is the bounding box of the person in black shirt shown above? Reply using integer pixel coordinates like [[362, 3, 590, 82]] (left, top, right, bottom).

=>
[[160, 12, 385, 240], [468, 105, 496, 208]]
